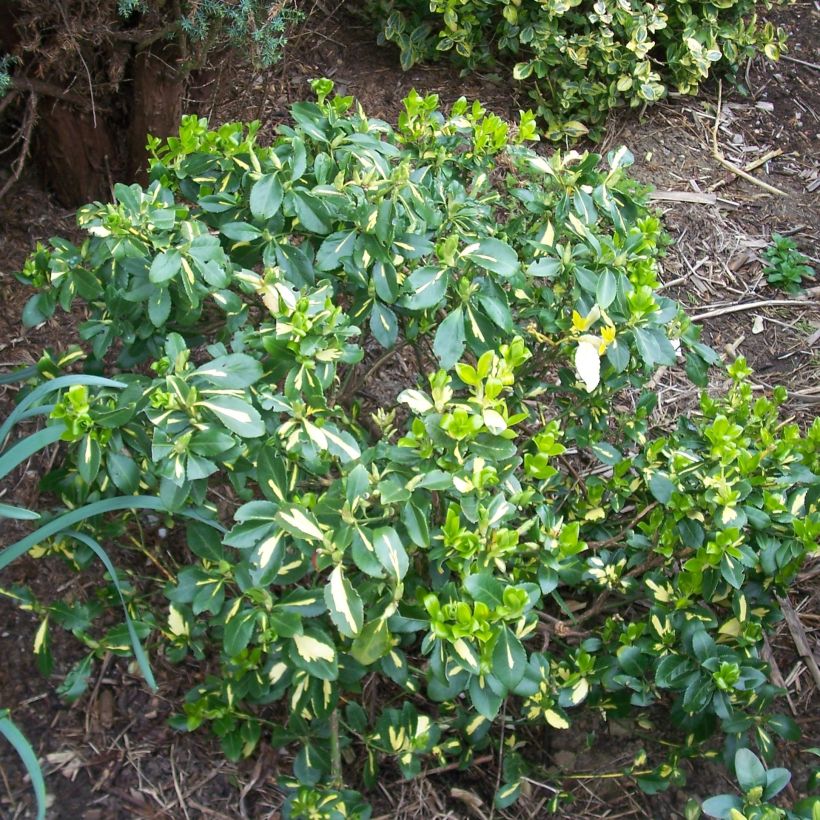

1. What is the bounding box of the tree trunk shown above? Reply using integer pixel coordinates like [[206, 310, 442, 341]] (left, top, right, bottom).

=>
[[2, 1, 190, 206], [127, 41, 186, 184], [36, 104, 121, 205]]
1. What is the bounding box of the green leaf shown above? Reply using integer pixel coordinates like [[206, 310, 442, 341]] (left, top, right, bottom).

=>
[[276, 505, 325, 542], [433, 307, 465, 370], [0, 424, 64, 481], [324, 565, 364, 638], [401, 502, 430, 548], [221, 222, 263, 242], [464, 572, 505, 608], [146, 283, 172, 329], [372, 260, 399, 303], [476, 285, 513, 332], [193, 354, 264, 389], [149, 250, 182, 283], [492, 628, 526, 690], [290, 629, 338, 681], [77, 434, 101, 485], [321, 425, 361, 463], [402, 266, 448, 310], [315, 230, 356, 271], [198, 396, 265, 438], [701, 794, 743, 818], [224, 605, 257, 656], [634, 327, 678, 367], [734, 748, 767, 792], [352, 527, 384, 578], [373, 526, 409, 580], [64, 530, 156, 690], [293, 192, 331, 234], [596, 269, 617, 308], [350, 619, 392, 666], [370, 302, 398, 348], [606, 340, 630, 372], [0, 495, 223, 572], [250, 174, 284, 219], [462, 238, 520, 277], [766, 713, 800, 741], [107, 452, 140, 493], [0, 501, 40, 520], [0, 712, 46, 820], [763, 768, 791, 801], [648, 471, 676, 505], [495, 781, 522, 810], [590, 441, 622, 465], [469, 674, 504, 719]]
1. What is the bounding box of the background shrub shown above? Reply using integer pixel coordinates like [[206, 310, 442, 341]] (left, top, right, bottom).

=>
[[371, 0, 787, 138]]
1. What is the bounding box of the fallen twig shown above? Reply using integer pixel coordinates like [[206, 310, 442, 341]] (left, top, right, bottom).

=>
[[711, 82, 788, 197], [690, 297, 815, 322], [708, 148, 784, 192], [781, 54, 820, 72]]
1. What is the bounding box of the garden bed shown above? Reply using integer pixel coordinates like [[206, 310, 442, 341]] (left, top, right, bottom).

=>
[[0, 3, 818, 818]]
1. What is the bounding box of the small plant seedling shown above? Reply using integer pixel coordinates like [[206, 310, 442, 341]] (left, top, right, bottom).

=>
[[763, 233, 815, 293]]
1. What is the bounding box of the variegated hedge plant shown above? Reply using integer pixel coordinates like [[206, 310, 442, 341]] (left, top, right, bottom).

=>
[[4, 82, 819, 818]]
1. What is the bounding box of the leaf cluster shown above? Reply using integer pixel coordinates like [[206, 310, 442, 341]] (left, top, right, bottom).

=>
[[763, 233, 815, 294]]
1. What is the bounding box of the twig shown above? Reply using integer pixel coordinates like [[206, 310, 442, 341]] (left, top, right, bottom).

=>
[[657, 275, 689, 291], [0, 91, 38, 202], [690, 298, 814, 322], [488, 700, 507, 820], [761, 635, 797, 716], [0, 89, 18, 118], [708, 148, 784, 192], [56, 0, 97, 127], [395, 753, 495, 784], [329, 707, 342, 788], [710, 81, 787, 197], [169, 744, 192, 820], [10, 77, 91, 109], [781, 54, 820, 72], [338, 340, 411, 404], [588, 503, 658, 549]]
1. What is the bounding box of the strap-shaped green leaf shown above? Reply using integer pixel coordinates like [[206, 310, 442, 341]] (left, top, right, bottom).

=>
[[64, 530, 157, 691], [0, 711, 46, 820]]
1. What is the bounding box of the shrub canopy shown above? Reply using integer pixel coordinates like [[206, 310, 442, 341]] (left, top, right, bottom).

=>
[[372, 0, 786, 138], [11, 83, 820, 816]]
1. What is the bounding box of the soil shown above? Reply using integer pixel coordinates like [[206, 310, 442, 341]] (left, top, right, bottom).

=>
[[0, 4, 818, 819]]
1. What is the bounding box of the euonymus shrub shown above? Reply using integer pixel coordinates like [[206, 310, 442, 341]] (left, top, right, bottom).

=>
[[10, 82, 819, 817], [371, 0, 787, 139]]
